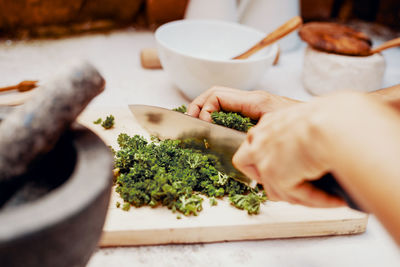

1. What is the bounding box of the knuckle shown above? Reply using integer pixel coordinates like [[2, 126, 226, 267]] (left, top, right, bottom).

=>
[[252, 90, 269, 101], [208, 86, 223, 93], [246, 129, 255, 144], [252, 90, 268, 98], [257, 159, 274, 180]]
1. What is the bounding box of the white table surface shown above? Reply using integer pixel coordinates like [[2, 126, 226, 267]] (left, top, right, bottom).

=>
[[0, 29, 399, 267]]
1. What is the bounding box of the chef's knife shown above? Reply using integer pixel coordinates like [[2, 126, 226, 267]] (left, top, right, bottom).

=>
[[129, 104, 362, 211]]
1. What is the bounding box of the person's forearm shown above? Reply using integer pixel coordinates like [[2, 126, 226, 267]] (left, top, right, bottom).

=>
[[369, 84, 400, 110], [325, 98, 400, 245]]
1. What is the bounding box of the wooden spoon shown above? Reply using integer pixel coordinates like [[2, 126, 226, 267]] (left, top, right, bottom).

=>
[[369, 37, 400, 55], [0, 80, 38, 93], [233, 16, 303, 60]]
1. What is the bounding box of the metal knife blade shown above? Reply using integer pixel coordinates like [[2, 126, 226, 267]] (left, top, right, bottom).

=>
[[128, 104, 257, 187]]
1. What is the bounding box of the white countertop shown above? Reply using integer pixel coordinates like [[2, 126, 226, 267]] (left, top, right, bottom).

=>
[[0, 29, 399, 267]]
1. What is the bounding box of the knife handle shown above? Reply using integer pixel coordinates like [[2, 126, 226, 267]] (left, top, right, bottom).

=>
[[310, 174, 363, 211]]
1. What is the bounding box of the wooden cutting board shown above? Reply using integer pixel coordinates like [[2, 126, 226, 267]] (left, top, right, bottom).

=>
[[78, 106, 368, 247]]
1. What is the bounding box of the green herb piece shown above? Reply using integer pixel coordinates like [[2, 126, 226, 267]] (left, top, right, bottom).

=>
[[209, 197, 218, 206], [229, 191, 267, 215], [122, 202, 130, 211], [116, 201, 121, 208], [101, 115, 115, 129], [93, 118, 102, 124], [114, 133, 265, 216], [211, 111, 255, 132], [177, 214, 182, 219], [172, 104, 187, 113]]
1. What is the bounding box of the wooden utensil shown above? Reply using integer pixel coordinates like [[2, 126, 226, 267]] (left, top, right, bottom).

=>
[[299, 22, 372, 56], [140, 48, 162, 69], [299, 22, 400, 56], [370, 37, 400, 55], [232, 16, 303, 60], [0, 80, 38, 93]]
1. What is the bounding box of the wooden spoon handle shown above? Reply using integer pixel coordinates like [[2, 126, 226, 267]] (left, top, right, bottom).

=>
[[0, 85, 18, 93], [370, 37, 400, 55], [0, 80, 38, 93], [233, 16, 303, 60]]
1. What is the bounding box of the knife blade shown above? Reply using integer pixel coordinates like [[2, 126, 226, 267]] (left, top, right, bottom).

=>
[[129, 104, 256, 187], [129, 104, 362, 211]]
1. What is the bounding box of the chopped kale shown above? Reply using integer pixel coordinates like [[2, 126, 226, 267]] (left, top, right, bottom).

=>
[[93, 118, 102, 124], [229, 191, 267, 215], [209, 197, 218, 206], [114, 106, 265, 216], [114, 133, 266, 216], [94, 115, 115, 129], [101, 115, 115, 129], [122, 202, 130, 211], [211, 111, 255, 132], [171, 105, 256, 133], [172, 104, 187, 113]]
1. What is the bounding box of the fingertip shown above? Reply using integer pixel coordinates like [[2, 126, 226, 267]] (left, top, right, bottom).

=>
[[325, 196, 347, 208], [232, 148, 261, 182], [198, 110, 212, 122], [241, 164, 261, 183], [187, 103, 200, 117]]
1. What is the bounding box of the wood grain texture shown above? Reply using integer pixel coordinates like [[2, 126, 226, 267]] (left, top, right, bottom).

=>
[[299, 22, 372, 56], [78, 106, 368, 247], [233, 16, 302, 60], [370, 37, 400, 55]]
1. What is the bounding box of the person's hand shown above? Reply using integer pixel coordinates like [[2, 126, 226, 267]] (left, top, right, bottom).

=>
[[232, 92, 390, 208], [187, 86, 299, 122]]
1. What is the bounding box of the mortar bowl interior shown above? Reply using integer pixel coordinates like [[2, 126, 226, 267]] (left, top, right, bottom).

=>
[[0, 124, 113, 267]]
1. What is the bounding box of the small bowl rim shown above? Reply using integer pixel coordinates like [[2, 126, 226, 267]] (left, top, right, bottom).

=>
[[155, 19, 278, 64]]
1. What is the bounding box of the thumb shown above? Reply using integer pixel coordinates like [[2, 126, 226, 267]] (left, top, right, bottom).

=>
[[232, 140, 262, 182]]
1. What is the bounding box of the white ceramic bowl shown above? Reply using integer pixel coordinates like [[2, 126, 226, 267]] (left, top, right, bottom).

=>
[[155, 19, 278, 100]]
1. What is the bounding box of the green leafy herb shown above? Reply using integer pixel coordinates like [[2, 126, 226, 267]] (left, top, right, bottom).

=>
[[116, 201, 121, 208], [229, 191, 267, 215], [122, 202, 130, 211], [93, 118, 102, 124], [171, 105, 256, 133], [172, 105, 187, 113], [211, 111, 255, 132], [114, 133, 266, 216], [101, 115, 115, 129], [209, 197, 218, 206]]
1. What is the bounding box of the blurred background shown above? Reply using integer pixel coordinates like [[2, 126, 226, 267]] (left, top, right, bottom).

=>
[[0, 0, 398, 39]]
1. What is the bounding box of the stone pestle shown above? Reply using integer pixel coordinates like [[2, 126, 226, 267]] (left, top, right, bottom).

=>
[[0, 61, 105, 182]]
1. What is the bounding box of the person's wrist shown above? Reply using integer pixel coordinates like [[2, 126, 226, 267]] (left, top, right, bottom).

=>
[[305, 93, 362, 170], [311, 92, 376, 172]]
